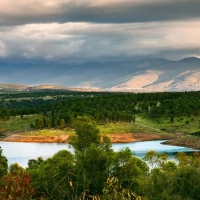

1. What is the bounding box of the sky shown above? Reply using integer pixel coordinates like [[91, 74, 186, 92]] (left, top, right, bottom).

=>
[[0, 0, 200, 63]]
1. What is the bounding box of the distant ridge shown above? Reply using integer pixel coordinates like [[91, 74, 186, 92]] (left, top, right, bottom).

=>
[[0, 84, 100, 92], [1, 57, 200, 92], [0, 84, 28, 91]]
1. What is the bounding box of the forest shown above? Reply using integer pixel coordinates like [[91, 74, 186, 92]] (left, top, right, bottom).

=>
[[1, 91, 200, 131], [0, 91, 200, 199]]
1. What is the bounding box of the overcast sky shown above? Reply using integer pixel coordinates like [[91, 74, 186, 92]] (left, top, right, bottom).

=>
[[0, 0, 200, 62]]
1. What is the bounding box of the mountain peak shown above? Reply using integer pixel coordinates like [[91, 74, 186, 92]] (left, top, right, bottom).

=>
[[1, 57, 200, 92], [179, 57, 200, 62]]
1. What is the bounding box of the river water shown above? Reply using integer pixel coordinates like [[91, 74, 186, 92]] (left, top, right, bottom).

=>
[[0, 140, 199, 168]]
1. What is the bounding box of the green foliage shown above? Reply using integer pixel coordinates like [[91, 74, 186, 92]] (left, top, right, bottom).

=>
[[69, 116, 100, 151], [9, 163, 24, 175], [1, 143, 200, 200], [185, 120, 190, 125], [27, 150, 75, 199], [143, 150, 169, 169], [75, 144, 114, 195], [0, 147, 8, 179], [25, 117, 148, 199], [112, 148, 148, 194], [170, 114, 174, 123]]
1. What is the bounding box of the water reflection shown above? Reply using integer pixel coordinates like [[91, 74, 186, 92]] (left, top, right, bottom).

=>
[[0, 142, 70, 167], [0, 140, 199, 168], [112, 140, 199, 159]]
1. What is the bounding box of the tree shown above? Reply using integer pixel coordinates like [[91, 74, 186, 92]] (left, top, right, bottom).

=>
[[46, 118, 51, 128], [112, 148, 148, 195], [69, 116, 100, 151], [9, 163, 24, 175], [170, 114, 174, 123], [27, 150, 75, 199], [132, 115, 136, 123], [60, 119, 66, 129], [38, 119, 44, 129], [75, 144, 114, 195], [0, 147, 8, 179]]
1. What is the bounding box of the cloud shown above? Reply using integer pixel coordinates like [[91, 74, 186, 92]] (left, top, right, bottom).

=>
[[0, 20, 200, 61], [0, 40, 6, 57], [0, 0, 200, 25], [0, 1, 200, 62]]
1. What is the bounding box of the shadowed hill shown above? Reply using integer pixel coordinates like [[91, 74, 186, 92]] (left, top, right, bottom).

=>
[[0, 57, 200, 91]]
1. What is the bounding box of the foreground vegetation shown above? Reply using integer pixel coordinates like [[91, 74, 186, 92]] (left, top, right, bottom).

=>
[[0, 116, 200, 200]]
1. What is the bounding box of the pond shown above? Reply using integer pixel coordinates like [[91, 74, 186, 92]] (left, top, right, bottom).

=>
[[0, 140, 199, 168]]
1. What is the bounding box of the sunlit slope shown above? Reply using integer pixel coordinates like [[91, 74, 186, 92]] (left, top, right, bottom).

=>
[[0, 57, 200, 91]]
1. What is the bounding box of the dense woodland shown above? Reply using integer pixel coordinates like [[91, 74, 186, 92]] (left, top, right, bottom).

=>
[[0, 116, 200, 200], [1, 91, 200, 130]]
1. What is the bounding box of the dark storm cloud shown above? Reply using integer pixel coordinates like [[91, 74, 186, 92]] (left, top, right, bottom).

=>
[[58, 1, 200, 24], [1, 0, 200, 26], [0, 1, 200, 61], [0, 21, 200, 61]]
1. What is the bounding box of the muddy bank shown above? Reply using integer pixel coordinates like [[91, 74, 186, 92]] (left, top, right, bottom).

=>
[[2, 134, 69, 143], [2, 132, 200, 150], [108, 133, 173, 143], [1, 132, 173, 143], [163, 138, 200, 150]]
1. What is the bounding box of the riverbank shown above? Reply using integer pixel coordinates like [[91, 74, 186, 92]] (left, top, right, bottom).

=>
[[163, 138, 200, 150], [1, 132, 173, 143], [1, 132, 200, 150], [107, 133, 173, 143], [1, 134, 69, 143]]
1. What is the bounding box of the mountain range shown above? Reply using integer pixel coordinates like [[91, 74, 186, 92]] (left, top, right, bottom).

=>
[[1, 57, 200, 92]]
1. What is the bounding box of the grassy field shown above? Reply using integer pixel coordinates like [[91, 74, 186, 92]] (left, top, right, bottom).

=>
[[0, 115, 76, 136], [98, 121, 162, 135], [0, 115, 38, 132], [136, 114, 200, 134], [22, 129, 75, 136], [1, 114, 199, 137]]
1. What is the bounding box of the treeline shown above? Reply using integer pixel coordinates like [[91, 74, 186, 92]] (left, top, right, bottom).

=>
[[0, 98, 54, 118], [0, 91, 105, 119], [2, 91, 200, 125], [0, 91, 104, 99], [33, 91, 200, 128], [0, 116, 200, 200]]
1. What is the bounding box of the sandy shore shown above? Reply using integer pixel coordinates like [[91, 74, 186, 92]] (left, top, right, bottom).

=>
[[1, 133, 173, 143]]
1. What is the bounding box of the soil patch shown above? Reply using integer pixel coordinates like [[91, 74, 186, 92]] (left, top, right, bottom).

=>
[[1, 132, 173, 143], [2, 132, 199, 150], [163, 138, 200, 150], [108, 133, 173, 143], [2, 134, 69, 143]]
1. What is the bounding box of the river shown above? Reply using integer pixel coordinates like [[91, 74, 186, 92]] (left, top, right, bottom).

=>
[[0, 140, 199, 168]]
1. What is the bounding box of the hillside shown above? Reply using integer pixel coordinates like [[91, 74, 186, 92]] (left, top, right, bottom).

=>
[[0, 84, 100, 92], [1, 57, 200, 91]]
